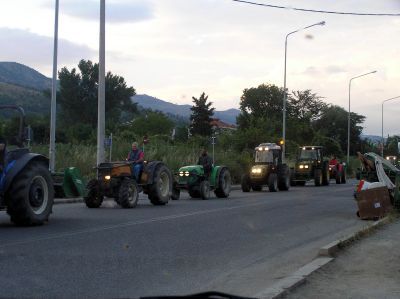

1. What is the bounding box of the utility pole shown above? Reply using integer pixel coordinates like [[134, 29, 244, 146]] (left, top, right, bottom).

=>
[[49, 0, 59, 173], [97, 0, 106, 166]]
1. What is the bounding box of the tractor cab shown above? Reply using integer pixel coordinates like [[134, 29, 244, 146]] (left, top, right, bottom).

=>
[[297, 146, 323, 165], [254, 143, 282, 165]]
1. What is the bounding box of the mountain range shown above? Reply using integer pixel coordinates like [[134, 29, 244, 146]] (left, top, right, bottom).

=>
[[0, 62, 239, 124]]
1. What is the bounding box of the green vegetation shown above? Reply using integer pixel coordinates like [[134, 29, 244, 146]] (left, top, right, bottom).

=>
[[1, 60, 384, 182]]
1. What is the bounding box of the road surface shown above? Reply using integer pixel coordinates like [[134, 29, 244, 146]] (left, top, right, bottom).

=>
[[0, 180, 366, 298]]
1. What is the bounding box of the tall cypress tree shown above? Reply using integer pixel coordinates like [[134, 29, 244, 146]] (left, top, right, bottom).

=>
[[190, 92, 215, 136]]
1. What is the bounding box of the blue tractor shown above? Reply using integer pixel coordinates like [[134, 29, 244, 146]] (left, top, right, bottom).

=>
[[0, 105, 54, 225]]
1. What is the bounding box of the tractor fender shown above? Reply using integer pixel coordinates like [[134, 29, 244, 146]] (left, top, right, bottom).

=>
[[144, 161, 166, 185], [3, 153, 49, 194]]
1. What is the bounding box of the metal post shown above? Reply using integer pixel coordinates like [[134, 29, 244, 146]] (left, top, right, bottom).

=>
[[347, 80, 351, 164], [97, 0, 106, 166], [382, 102, 384, 157], [212, 136, 216, 165], [282, 36, 288, 163], [109, 133, 113, 162], [347, 71, 377, 164], [49, 0, 59, 173], [281, 21, 325, 163]]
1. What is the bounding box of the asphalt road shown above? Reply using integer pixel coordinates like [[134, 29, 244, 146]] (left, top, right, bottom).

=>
[[0, 180, 366, 298]]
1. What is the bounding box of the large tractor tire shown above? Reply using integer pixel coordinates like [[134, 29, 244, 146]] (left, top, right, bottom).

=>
[[200, 180, 210, 200], [119, 178, 139, 209], [215, 167, 231, 198], [84, 179, 104, 208], [6, 161, 54, 226], [241, 174, 251, 192], [268, 173, 278, 192], [148, 164, 172, 205], [322, 163, 330, 186], [314, 169, 322, 186], [278, 165, 290, 191]]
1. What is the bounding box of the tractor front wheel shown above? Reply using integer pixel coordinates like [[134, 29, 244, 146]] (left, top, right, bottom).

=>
[[7, 161, 54, 226], [268, 173, 278, 192], [171, 181, 180, 200], [84, 179, 103, 208], [200, 181, 210, 200], [241, 174, 251, 192], [119, 178, 139, 208], [314, 169, 322, 186]]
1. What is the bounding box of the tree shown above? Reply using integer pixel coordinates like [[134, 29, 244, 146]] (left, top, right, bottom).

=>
[[58, 60, 136, 130], [128, 111, 174, 137], [313, 105, 365, 155], [237, 84, 284, 129], [287, 90, 327, 122], [190, 92, 215, 136]]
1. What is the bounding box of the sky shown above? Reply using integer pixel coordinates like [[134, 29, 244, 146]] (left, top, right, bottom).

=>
[[0, 0, 399, 135]]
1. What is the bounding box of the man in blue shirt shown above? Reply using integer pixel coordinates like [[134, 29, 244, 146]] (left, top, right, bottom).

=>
[[127, 142, 144, 181]]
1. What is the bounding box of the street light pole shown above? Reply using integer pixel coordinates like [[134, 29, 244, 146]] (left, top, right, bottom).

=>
[[347, 70, 377, 164], [49, 0, 59, 173], [282, 21, 325, 162], [97, 0, 106, 166], [381, 96, 400, 157]]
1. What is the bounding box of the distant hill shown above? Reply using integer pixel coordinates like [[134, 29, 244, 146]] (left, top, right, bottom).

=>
[[361, 134, 383, 144], [0, 62, 52, 91], [0, 82, 50, 115], [133, 94, 240, 125]]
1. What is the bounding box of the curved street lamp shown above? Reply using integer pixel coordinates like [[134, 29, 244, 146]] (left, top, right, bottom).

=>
[[347, 70, 377, 164], [381, 96, 400, 157], [282, 21, 325, 162]]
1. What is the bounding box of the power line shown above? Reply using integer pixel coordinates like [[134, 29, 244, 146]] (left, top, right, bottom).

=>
[[232, 0, 400, 16]]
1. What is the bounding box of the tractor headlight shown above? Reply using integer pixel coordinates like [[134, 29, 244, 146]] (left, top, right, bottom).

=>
[[185, 171, 190, 176], [305, 165, 309, 169], [251, 168, 262, 174], [299, 165, 304, 169], [105, 175, 111, 180], [179, 171, 184, 176]]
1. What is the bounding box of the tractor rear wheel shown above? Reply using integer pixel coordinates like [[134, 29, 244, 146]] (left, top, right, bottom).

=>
[[241, 174, 251, 192], [7, 161, 54, 226], [84, 179, 104, 208], [119, 178, 139, 208], [215, 168, 231, 198], [200, 181, 210, 200], [149, 164, 172, 205], [268, 173, 278, 192], [314, 169, 322, 186]]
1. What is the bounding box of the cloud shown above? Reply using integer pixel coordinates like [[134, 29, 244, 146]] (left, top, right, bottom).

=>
[[324, 65, 347, 74], [44, 0, 153, 24], [0, 27, 95, 73]]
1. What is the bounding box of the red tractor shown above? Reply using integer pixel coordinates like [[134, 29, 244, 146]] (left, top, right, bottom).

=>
[[328, 157, 346, 184]]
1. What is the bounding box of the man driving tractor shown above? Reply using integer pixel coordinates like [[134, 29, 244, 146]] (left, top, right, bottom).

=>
[[127, 142, 144, 181], [197, 148, 213, 178]]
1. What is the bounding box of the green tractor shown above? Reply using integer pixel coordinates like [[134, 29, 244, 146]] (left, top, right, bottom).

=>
[[84, 161, 173, 208], [0, 105, 54, 225], [174, 164, 231, 200], [290, 146, 330, 186], [241, 143, 290, 192]]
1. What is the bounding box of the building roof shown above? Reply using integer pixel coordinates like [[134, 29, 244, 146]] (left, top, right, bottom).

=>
[[210, 118, 237, 129]]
